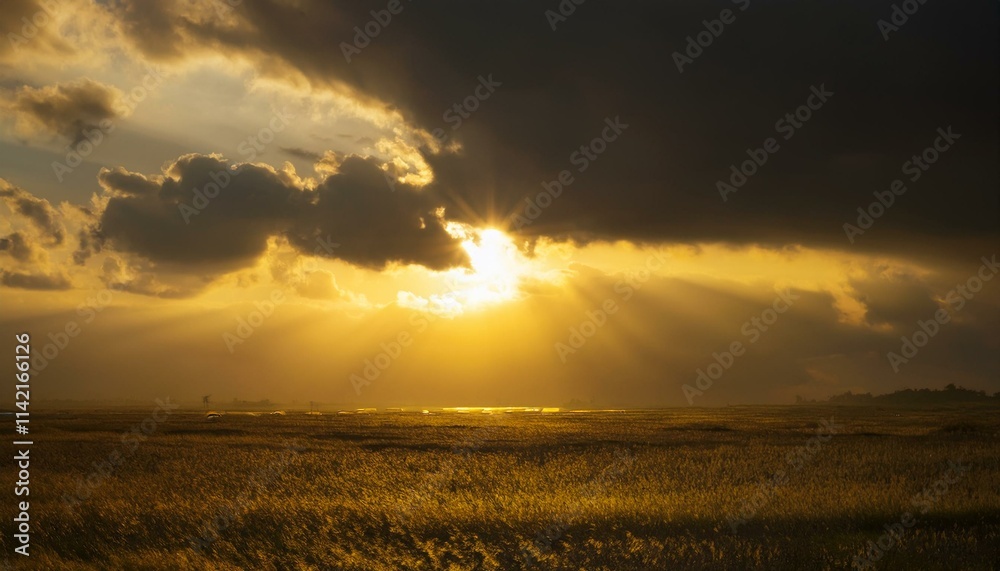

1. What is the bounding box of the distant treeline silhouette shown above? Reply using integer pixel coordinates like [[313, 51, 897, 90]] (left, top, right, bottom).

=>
[[801, 384, 1000, 405]]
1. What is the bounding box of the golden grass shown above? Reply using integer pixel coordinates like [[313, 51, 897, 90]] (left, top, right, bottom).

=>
[[1, 406, 998, 570]]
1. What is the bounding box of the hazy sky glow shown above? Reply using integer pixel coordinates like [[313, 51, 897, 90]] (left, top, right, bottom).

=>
[[1, 0, 997, 406]]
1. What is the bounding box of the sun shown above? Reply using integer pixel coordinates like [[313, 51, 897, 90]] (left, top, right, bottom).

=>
[[395, 225, 530, 314], [397, 224, 565, 316], [450, 227, 525, 306], [463, 228, 521, 283]]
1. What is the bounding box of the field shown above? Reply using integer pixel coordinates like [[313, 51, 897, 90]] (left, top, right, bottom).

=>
[[2, 406, 999, 570]]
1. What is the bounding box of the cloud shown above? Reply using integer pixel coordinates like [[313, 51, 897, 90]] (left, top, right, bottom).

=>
[[0, 178, 65, 244], [2, 79, 125, 145], [0, 0, 72, 62], [0, 232, 42, 263], [286, 155, 468, 270], [0, 269, 71, 290], [97, 167, 161, 196], [112, 0, 186, 61], [98, 255, 189, 298], [2, 0, 996, 406], [99, 0, 997, 262], [849, 269, 939, 332], [280, 147, 322, 161], [0, 181, 79, 290], [79, 153, 468, 290], [294, 269, 343, 300], [1, 0, 121, 67]]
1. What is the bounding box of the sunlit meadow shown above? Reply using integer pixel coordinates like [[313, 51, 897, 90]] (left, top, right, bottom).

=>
[[1, 406, 997, 570]]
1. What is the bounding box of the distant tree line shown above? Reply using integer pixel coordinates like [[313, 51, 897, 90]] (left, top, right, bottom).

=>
[[797, 384, 1000, 405]]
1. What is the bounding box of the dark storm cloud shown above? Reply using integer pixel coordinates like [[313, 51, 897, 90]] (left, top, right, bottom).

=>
[[849, 270, 940, 331], [85, 153, 466, 278], [0, 178, 64, 244], [112, 0, 998, 259], [286, 155, 468, 270]]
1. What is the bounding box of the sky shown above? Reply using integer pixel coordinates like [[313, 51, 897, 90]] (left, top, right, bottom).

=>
[[0, 0, 997, 407]]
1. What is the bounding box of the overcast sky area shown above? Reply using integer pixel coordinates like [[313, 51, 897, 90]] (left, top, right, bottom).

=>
[[0, 0, 997, 407]]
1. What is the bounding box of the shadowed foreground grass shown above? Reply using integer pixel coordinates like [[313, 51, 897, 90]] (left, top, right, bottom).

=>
[[1, 406, 998, 570]]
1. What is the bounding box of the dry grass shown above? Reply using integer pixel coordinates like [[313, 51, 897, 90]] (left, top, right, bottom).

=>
[[1, 406, 998, 570]]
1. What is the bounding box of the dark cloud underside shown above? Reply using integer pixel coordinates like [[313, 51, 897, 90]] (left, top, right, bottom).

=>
[[87, 154, 467, 275], [110, 0, 998, 259]]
